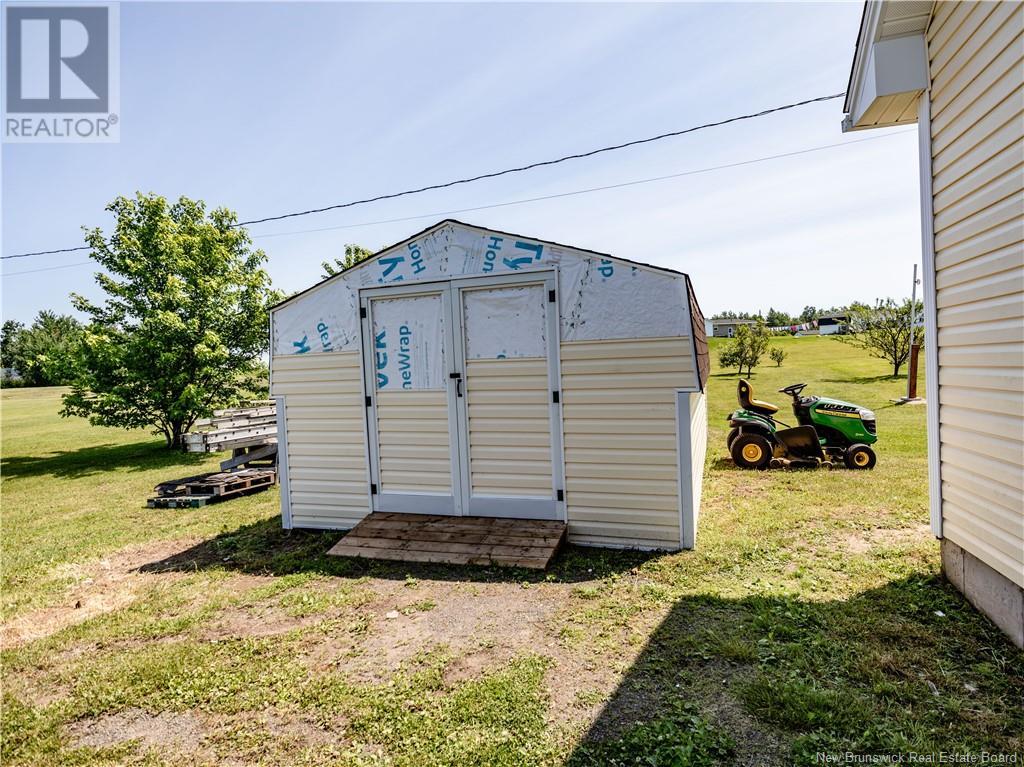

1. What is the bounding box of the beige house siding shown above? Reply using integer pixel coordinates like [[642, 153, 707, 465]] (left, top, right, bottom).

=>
[[927, 1, 1024, 587], [560, 337, 695, 548], [466, 357, 553, 497], [270, 352, 369, 529], [376, 390, 451, 494]]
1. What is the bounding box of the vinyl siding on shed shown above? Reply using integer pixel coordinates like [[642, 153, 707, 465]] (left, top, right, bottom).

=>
[[270, 351, 369, 529], [560, 337, 696, 548], [927, 1, 1024, 587]]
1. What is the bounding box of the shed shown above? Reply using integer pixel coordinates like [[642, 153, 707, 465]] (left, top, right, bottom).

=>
[[268, 219, 710, 551]]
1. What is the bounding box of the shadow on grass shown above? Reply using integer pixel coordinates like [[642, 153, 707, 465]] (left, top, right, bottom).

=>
[[137, 516, 661, 584], [566, 576, 1024, 766], [821, 374, 903, 385], [0, 440, 208, 480]]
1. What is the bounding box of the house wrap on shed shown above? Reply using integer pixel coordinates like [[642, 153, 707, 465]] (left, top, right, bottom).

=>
[[269, 220, 710, 550]]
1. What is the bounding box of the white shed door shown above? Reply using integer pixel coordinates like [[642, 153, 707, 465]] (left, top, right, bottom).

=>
[[360, 273, 563, 521], [363, 289, 461, 515], [452, 278, 562, 520]]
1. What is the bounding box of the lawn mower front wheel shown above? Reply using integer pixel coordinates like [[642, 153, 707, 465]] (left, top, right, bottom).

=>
[[844, 443, 877, 470], [731, 433, 773, 470]]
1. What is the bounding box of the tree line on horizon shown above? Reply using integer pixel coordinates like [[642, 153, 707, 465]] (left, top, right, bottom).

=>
[[710, 306, 851, 326]]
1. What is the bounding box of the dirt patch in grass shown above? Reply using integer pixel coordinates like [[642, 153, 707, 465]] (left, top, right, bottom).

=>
[[842, 524, 932, 554], [67, 707, 204, 750], [303, 580, 573, 681], [0, 538, 201, 648]]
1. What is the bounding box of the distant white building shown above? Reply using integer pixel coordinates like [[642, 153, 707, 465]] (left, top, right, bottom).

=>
[[817, 314, 849, 336], [710, 318, 757, 338]]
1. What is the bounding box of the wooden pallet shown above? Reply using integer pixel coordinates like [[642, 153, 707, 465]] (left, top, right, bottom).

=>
[[148, 495, 215, 509], [327, 512, 567, 570], [147, 467, 277, 508], [184, 468, 276, 496]]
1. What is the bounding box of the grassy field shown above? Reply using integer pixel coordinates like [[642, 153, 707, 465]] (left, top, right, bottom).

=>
[[1, 336, 1021, 766]]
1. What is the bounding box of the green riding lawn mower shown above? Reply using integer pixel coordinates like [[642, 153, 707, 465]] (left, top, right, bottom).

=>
[[727, 380, 878, 470]]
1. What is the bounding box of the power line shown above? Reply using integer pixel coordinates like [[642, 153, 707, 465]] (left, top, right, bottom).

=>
[[2, 93, 844, 261], [1, 126, 914, 279], [2, 245, 91, 259], [1, 260, 94, 277], [235, 93, 845, 227], [252, 130, 912, 241]]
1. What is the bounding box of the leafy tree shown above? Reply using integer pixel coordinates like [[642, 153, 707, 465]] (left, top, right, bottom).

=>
[[61, 193, 281, 448], [841, 298, 924, 376], [7, 312, 84, 386], [321, 244, 374, 278], [770, 347, 788, 367], [1, 320, 24, 370], [799, 306, 819, 324], [718, 319, 772, 377], [717, 343, 742, 374], [765, 307, 793, 327]]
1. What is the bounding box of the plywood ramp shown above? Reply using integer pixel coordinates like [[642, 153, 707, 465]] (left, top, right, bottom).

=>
[[326, 512, 566, 569]]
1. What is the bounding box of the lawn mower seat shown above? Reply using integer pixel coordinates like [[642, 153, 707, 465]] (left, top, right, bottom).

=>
[[737, 379, 779, 415]]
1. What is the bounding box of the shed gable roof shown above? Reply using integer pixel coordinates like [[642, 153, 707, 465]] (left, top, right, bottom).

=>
[[271, 218, 687, 313]]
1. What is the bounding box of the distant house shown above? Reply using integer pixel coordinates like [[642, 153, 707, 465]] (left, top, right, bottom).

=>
[[711, 318, 757, 338], [842, 1, 1023, 646], [817, 314, 849, 336]]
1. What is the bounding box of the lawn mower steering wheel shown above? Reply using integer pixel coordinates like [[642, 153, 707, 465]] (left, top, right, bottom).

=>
[[779, 383, 807, 398]]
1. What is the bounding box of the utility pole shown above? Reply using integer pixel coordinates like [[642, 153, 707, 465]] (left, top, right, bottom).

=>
[[906, 264, 921, 400]]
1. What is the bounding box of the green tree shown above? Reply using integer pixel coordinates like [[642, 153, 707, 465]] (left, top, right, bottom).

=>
[[770, 347, 787, 367], [799, 306, 819, 324], [765, 307, 792, 327], [841, 298, 924, 376], [8, 311, 83, 386], [321, 244, 374, 278], [1, 320, 24, 371], [61, 193, 281, 448], [718, 319, 772, 377]]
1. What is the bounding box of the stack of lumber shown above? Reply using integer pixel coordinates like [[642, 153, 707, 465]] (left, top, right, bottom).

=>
[[184, 401, 277, 453]]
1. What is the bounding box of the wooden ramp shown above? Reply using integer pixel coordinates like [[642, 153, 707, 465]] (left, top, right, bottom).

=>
[[327, 512, 567, 570]]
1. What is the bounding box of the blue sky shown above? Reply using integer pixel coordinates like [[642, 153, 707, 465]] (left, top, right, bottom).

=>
[[1, 1, 922, 324]]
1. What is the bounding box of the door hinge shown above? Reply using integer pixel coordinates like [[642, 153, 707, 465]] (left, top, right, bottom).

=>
[[359, 306, 367, 319], [365, 395, 372, 407], [552, 390, 560, 403], [556, 489, 564, 502], [370, 483, 378, 495], [548, 289, 556, 303]]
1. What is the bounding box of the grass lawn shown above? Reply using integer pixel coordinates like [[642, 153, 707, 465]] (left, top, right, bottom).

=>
[[1, 336, 1021, 766]]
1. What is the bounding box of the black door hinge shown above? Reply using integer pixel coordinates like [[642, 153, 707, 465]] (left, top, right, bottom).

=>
[[548, 289, 556, 303], [365, 395, 372, 407], [552, 390, 560, 403], [370, 483, 378, 495], [359, 306, 367, 319], [556, 489, 564, 502]]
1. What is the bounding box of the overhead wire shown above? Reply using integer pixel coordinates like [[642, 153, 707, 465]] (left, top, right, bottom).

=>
[[2, 93, 845, 262]]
